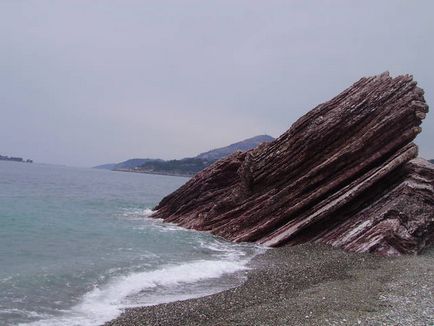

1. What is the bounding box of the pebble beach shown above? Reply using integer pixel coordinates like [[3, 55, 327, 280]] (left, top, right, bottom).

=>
[[105, 243, 434, 326]]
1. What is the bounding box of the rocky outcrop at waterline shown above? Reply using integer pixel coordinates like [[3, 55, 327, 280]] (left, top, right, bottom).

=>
[[152, 72, 434, 256]]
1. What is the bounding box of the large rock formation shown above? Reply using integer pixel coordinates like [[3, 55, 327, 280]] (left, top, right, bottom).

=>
[[152, 73, 434, 256]]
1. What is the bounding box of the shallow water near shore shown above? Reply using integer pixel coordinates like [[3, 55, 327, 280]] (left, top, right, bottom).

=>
[[0, 162, 261, 326]]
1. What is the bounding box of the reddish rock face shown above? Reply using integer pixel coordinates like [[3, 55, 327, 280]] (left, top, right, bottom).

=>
[[152, 72, 434, 256]]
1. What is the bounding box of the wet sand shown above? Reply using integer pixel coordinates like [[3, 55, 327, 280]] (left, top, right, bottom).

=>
[[105, 243, 433, 326]]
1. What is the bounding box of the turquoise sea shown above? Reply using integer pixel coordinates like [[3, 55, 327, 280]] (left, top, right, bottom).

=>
[[0, 161, 260, 326]]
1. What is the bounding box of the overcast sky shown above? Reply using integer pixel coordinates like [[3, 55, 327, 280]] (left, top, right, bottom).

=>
[[1, 1, 433, 167]]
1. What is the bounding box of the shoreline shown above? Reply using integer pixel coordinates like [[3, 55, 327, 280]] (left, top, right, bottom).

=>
[[105, 243, 433, 326]]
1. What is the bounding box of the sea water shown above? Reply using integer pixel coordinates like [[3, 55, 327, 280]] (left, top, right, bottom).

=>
[[0, 161, 261, 326]]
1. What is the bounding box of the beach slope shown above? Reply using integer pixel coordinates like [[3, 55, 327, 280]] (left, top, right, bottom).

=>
[[106, 243, 433, 326]]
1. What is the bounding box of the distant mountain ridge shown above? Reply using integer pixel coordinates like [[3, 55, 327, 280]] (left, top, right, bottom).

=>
[[94, 163, 117, 170], [196, 135, 274, 161], [94, 159, 165, 170], [94, 135, 274, 176], [430, 159, 434, 164]]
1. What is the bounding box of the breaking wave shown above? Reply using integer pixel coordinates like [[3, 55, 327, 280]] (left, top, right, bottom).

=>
[[22, 258, 252, 326]]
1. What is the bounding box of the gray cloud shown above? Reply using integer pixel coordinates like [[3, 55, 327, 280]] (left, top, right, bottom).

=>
[[0, 0, 433, 166]]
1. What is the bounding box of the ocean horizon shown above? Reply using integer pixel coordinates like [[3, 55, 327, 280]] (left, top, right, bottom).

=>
[[0, 161, 261, 325]]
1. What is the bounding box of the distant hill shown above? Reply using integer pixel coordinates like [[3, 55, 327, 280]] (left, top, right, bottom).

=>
[[114, 158, 164, 170], [94, 135, 274, 176], [136, 135, 274, 176], [94, 163, 117, 170], [94, 159, 164, 170], [196, 135, 274, 162], [137, 158, 209, 176], [430, 159, 434, 164]]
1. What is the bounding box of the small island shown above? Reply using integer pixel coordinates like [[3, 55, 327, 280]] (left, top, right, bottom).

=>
[[0, 155, 33, 163]]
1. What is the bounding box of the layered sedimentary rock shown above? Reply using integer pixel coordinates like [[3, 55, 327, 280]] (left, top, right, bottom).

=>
[[152, 72, 434, 255]]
